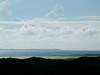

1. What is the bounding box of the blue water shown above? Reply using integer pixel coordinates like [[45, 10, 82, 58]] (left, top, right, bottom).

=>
[[0, 49, 100, 56]]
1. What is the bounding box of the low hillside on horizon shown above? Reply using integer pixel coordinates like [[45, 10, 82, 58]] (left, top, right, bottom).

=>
[[0, 56, 100, 75]]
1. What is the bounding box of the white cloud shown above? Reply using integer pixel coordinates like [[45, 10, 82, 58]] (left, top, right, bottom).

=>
[[76, 16, 100, 20], [81, 25, 97, 36], [0, 0, 11, 21], [1, 20, 100, 28], [45, 4, 64, 20], [0, 3, 100, 50], [12, 17, 22, 21], [0, 21, 100, 49]]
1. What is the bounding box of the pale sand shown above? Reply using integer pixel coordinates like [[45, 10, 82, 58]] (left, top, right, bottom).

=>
[[0, 55, 81, 59], [0, 55, 98, 59]]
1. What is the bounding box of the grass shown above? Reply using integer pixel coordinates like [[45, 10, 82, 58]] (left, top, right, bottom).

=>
[[54, 57, 78, 61], [0, 56, 100, 74]]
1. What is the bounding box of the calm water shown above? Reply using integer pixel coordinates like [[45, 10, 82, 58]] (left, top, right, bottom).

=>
[[0, 49, 100, 56]]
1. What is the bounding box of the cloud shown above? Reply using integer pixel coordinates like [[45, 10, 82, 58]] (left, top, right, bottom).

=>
[[0, 3, 100, 50], [0, 0, 12, 21], [45, 4, 64, 20], [0, 22, 100, 49], [81, 25, 97, 36], [12, 17, 22, 21], [76, 16, 100, 19], [1, 19, 100, 28], [0, 23, 99, 40]]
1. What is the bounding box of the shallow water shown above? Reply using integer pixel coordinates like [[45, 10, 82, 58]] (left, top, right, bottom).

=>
[[0, 49, 100, 59]]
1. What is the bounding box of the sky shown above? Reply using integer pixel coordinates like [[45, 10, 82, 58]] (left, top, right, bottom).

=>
[[0, 0, 100, 50]]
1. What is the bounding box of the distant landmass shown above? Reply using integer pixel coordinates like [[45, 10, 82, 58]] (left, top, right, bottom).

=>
[[0, 49, 100, 56]]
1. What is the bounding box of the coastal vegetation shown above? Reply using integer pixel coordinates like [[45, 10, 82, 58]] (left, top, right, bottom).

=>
[[0, 56, 100, 75]]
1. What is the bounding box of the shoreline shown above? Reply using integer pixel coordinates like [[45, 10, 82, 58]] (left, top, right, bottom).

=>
[[0, 54, 99, 59]]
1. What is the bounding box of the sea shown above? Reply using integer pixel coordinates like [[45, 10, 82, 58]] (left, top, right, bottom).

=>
[[0, 49, 100, 56]]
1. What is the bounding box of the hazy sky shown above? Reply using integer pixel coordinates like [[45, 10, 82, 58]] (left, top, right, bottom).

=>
[[0, 0, 100, 50]]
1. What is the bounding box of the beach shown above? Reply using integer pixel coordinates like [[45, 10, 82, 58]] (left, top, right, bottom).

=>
[[0, 54, 99, 59]]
